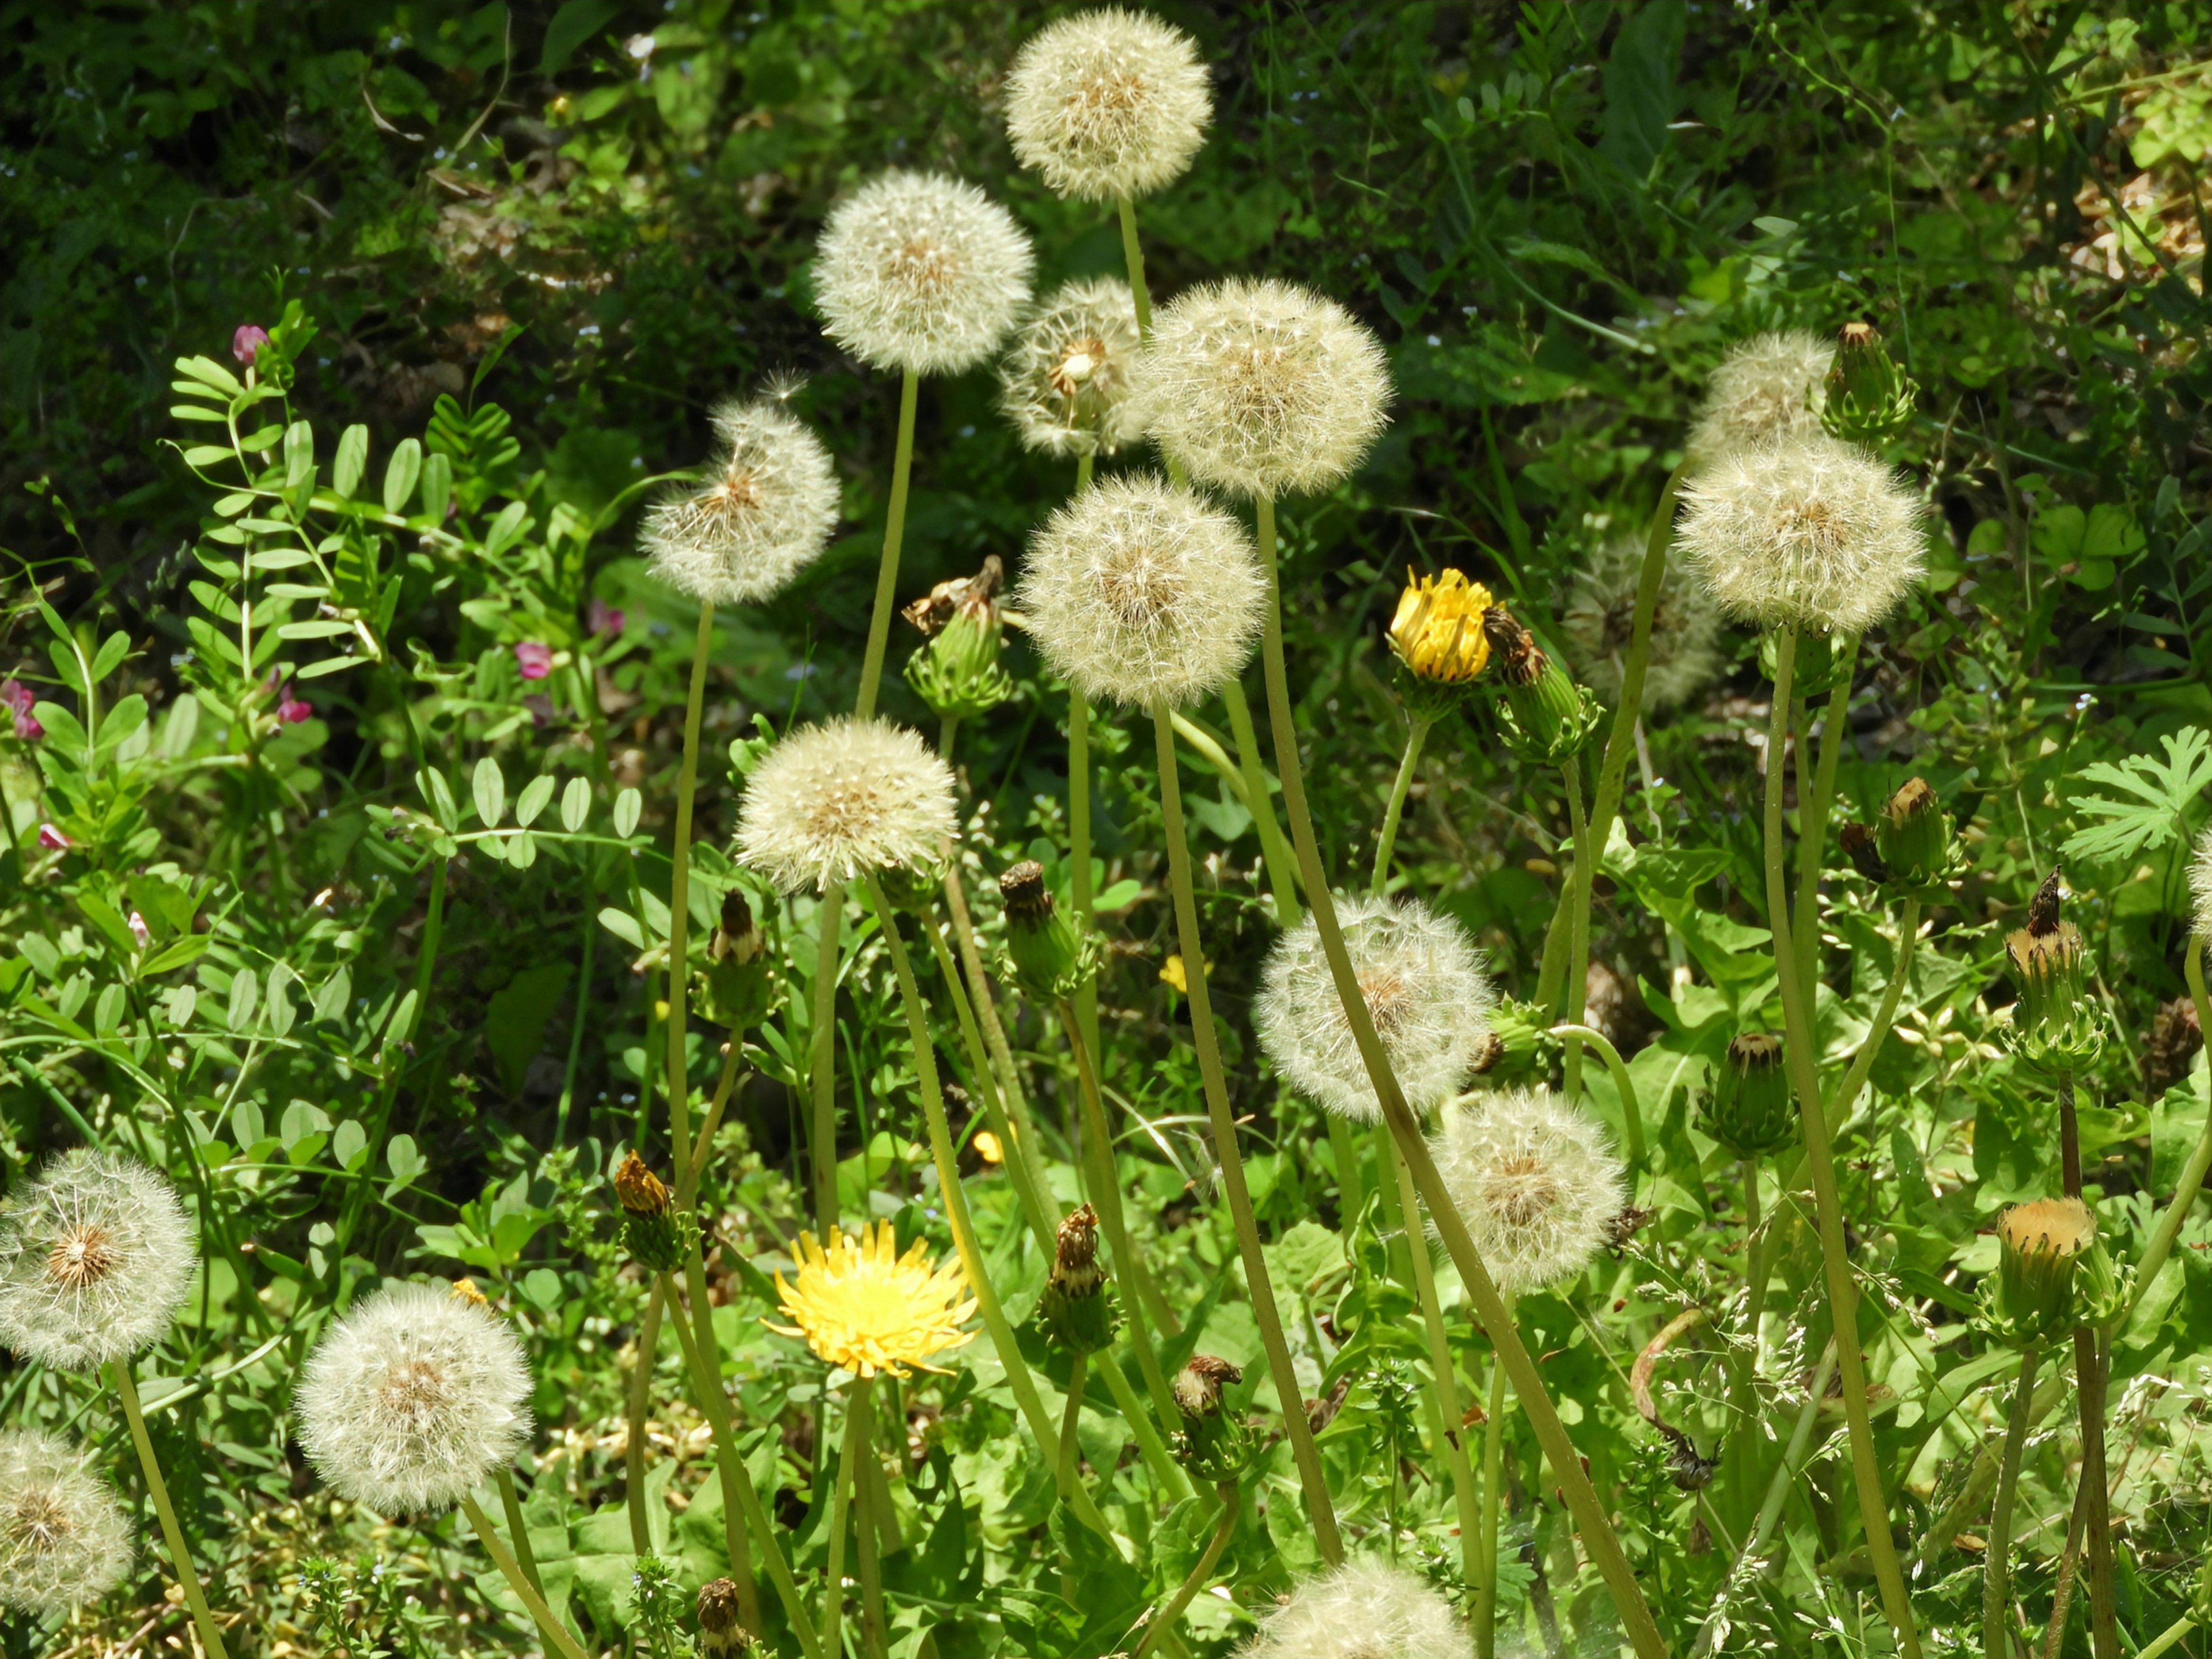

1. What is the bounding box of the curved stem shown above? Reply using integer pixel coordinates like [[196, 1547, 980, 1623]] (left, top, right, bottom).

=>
[[1171, 711, 1252, 810], [665, 601, 714, 1196], [625, 1281, 665, 1555], [684, 1042, 745, 1203], [1550, 1022, 1643, 1171], [495, 1468, 543, 1597], [2130, 935, 2212, 1308], [1116, 196, 1157, 336], [1370, 716, 1433, 895], [1391, 1140, 1482, 1586], [1130, 1484, 1238, 1659], [461, 1493, 590, 1659], [922, 918, 1055, 1256], [941, 867, 1040, 1168], [1823, 899, 1923, 1122], [1090, 1344, 1191, 1503], [1473, 1314, 1510, 1659], [1222, 678, 1302, 927], [2137, 1613, 2199, 1659], [675, 1260, 763, 1632], [1560, 763, 1593, 1097], [1985, 1346, 2042, 1659], [809, 888, 844, 1232], [856, 369, 920, 719], [1149, 698, 1342, 1565], [111, 1361, 232, 1659]]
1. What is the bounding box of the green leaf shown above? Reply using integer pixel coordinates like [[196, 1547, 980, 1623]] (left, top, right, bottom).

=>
[[385, 1132, 426, 1195], [483, 499, 532, 559], [334, 425, 369, 497], [175, 355, 244, 396], [473, 756, 507, 826], [2062, 728, 2212, 863], [560, 777, 591, 832], [540, 0, 619, 73], [332, 1118, 368, 1171], [613, 787, 642, 839], [384, 437, 423, 515], [514, 774, 556, 828]]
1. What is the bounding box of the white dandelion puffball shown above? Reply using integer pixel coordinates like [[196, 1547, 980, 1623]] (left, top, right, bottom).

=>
[[1255, 895, 1495, 1124], [0, 1149, 196, 1372], [1430, 1088, 1624, 1296], [997, 277, 1146, 457], [0, 1429, 130, 1616], [813, 171, 1035, 377], [1686, 329, 1834, 464], [297, 1281, 532, 1514], [2190, 825, 2212, 942], [642, 398, 840, 606], [735, 718, 957, 893], [1678, 434, 1926, 636], [1560, 535, 1725, 714], [1016, 473, 1264, 710], [1004, 8, 1213, 203], [1237, 1558, 1467, 1659], [1138, 277, 1391, 499]]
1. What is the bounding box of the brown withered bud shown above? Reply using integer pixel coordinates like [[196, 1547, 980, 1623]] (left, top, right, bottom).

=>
[[1051, 1205, 1105, 1297], [2145, 994, 2204, 1095], [1482, 604, 1546, 688], [696, 1578, 753, 1656], [2028, 867, 2063, 937], [901, 555, 1005, 635], [1172, 1354, 1241, 1419], [998, 860, 1053, 922], [1468, 1031, 1506, 1075], [1838, 820, 1888, 884], [711, 890, 762, 965], [613, 1150, 672, 1218]]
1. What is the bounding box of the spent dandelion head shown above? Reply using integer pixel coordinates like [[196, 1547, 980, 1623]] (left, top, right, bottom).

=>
[[296, 1280, 532, 1514], [1139, 277, 1391, 498], [813, 171, 1035, 377], [0, 1429, 130, 1617], [767, 1219, 975, 1378], [997, 276, 1146, 457], [0, 1149, 196, 1372], [1430, 1087, 1624, 1295], [1235, 1558, 1467, 1659], [1016, 472, 1265, 709], [733, 718, 957, 894], [1686, 329, 1834, 464], [1560, 534, 1726, 714], [1255, 895, 1495, 1124], [1004, 7, 1212, 202], [642, 398, 840, 606], [1678, 434, 1926, 636]]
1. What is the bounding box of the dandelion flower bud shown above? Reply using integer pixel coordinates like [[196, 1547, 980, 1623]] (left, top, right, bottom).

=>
[[1874, 777, 1953, 887], [734, 718, 957, 895], [0, 1429, 130, 1616], [997, 859, 1099, 1002], [1559, 535, 1725, 714], [697, 1577, 754, 1657], [1984, 1196, 2096, 1349], [1035, 1205, 1118, 1358], [1698, 1033, 1794, 1160], [1430, 1088, 1625, 1296], [1685, 329, 1833, 464], [1255, 895, 1494, 1124], [296, 1280, 532, 1513], [2004, 874, 2104, 1073], [1139, 278, 1391, 499], [1388, 567, 1491, 719], [997, 277, 1146, 457], [767, 1219, 976, 1378], [1482, 604, 1601, 762], [813, 171, 1035, 377], [1678, 434, 1926, 636], [613, 1152, 690, 1275], [701, 889, 775, 1032], [0, 1149, 196, 1372], [1234, 1558, 1465, 1659], [642, 398, 839, 607], [903, 558, 1014, 719], [1821, 321, 1919, 445], [1169, 1354, 1255, 1478], [1017, 473, 1264, 710], [1004, 9, 1212, 202]]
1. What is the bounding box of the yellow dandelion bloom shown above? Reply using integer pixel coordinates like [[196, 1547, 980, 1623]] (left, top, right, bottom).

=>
[[767, 1221, 976, 1378], [1389, 569, 1493, 683]]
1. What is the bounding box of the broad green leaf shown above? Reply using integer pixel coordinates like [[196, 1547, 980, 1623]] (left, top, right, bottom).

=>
[[613, 787, 642, 839], [334, 424, 369, 497], [2062, 728, 2212, 863], [332, 1118, 368, 1171], [227, 966, 259, 1030], [560, 777, 592, 832], [473, 756, 507, 826], [384, 437, 423, 514], [514, 774, 555, 828]]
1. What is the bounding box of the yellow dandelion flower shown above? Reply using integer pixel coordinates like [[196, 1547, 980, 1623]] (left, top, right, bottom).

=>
[[1388, 568, 1493, 684], [767, 1221, 976, 1378]]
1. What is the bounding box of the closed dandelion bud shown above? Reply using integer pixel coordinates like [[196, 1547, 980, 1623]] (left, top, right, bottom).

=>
[[997, 861, 1099, 1002], [2005, 872, 2105, 1071], [1982, 1197, 2094, 1349], [1035, 1205, 1118, 1358], [1388, 567, 1491, 719], [696, 1577, 753, 1657], [1468, 998, 1562, 1087], [1170, 1354, 1256, 1479], [1482, 605, 1601, 763], [1874, 777, 1952, 887], [615, 1152, 691, 1274], [702, 890, 775, 1033], [1699, 1033, 1795, 1158], [903, 559, 1014, 719], [1821, 321, 1919, 445]]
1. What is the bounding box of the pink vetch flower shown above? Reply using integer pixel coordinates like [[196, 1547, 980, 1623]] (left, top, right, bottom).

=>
[[1, 680, 39, 741], [128, 911, 151, 948], [514, 642, 554, 681], [36, 824, 70, 851], [233, 325, 270, 365], [586, 597, 626, 638], [275, 684, 312, 724]]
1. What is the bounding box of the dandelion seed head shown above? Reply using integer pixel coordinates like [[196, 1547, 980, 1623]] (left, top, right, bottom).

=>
[[1560, 534, 1726, 713], [735, 718, 957, 893], [0, 1430, 129, 1616], [1138, 278, 1391, 498], [1678, 435, 1926, 635], [0, 1150, 196, 1372], [642, 398, 840, 605], [813, 171, 1035, 376], [1255, 895, 1495, 1124], [1017, 474, 1264, 709], [1430, 1088, 1624, 1294], [1003, 9, 1212, 202], [296, 1281, 532, 1515], [1687, 329, 1834, 464], [997, 277, 1146, 457], [1236, 1558, 1467, 1659]]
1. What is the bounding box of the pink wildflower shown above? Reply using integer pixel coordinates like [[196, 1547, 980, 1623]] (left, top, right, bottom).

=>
[[233, 325, 270, 365], [514, 642, 554, 681]]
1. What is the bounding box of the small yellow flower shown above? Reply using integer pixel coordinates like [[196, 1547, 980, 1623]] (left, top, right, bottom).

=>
[[766, 1220, 976, 1378], [972, 1130, 1005, 1166], [1161, 955, 1188, 993], [1389, 569, 1493, 683]]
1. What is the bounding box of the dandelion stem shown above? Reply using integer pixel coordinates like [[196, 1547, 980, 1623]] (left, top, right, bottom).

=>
[[940, 868, 1047, 1194], [1549, 1022, 1643, 1172], [1222, 677, 1303, 926], [847, 1377, 891, 1659], [461, 1493, 592, 1659], [494, 1468, 543, 1597], [1068, 691, 1106, 1107], [1116, 196, 1156, 336], [1252, 494, 1668, 1659], [1370, 715, 1432, 895], [1762, 624, 1922, 1659], [809, 888, 844, 1232], [111, 1360, 231, 1659], [856, 369, 921, 719], [2137, 1613, 2199, 1659], [1057, 1357, 1088, 1499], [665, 601, 714, 1202], [824, 1377, 859, 1659], [1724, 1155, 1767, 1535], [2056, 1069, 2120, 1659], [1327, 1113, 1363, 1224], [626, 1281, 665, 1556], [1130, 1483, 1238, 1659], [1472, 1312, 1509, 1659], [1984, 1344, 2041, 1659], [1390, 1139, 1482, 1587], [1793, 638, 1859, 991], [684, 1041, 745, 1199], [1149, 697, 1343, 1565], [1822, 899, 1922, 1124], [1560, 763, 1593, 1098], [2129, 935, 2212, 1308]]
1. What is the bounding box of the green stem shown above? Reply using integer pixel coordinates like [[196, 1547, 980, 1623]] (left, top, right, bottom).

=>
[[857, 370, 920, 719], [1762, 626, 1922, 1659], [1326, 1113, 1363, 1225], [1091, 1342, 1191, 1502], [851, 1378, 889, 1659], [111, 1361, 231, 1659], [1985, 1345, 2042, 1659], [1223, 677, 1302, 926], [1116, 196, 1156, 336], [824, 1378, 861, 1659], [2130, 934, 2212, 1309], [809, 888, 844, 1232], [1370, 715, 1433, 896], [1726, 1156, 1767, 1533], [1823, 900, 1923, 1122], [665, 602, 714, 1191], [1550, 1022, 1643, 1171], [1130, 1484, 1238, 1659], [1149, 698, 1343, 1565], [2137, 1613, 2199, 1659], [626, 1281, 664, 1555], [1473, 1315, 1509, 1659], [2058, 1069, 2120, 1659], [1560, 762, 1593, 1097], [1391, 1139, 1482, 1586], [1793, 641, 1859, 994], [684, 1041, 745, 1202], [1252, 495, 1665, 1659], [1170, 711, 1252, 809], [461, 1493, 591, 1659], [940, 868, 1044, 1190], [495, 1468, 543, 1597], [1068, 692, 1105, 1108], [1057, 1356, 1088, 1498]]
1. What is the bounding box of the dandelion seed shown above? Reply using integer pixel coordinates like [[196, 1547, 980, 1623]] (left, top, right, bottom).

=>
[[1234, 1558, 1466, 1659], [0, 1429, 130, 1616], [733, 718, 957, 893], [1255, 895, 1495, 1124], [642, 398, 840, 606], [1430, 1087, 1624, 1295], [0, 1150, 196, 1372], [1559, 535, 1725, 713], [997, 277, 1146, 457], [766, 1219, 975, 1378], [1004, 9, 1213, 202], [1687, 329, 1834, 464]]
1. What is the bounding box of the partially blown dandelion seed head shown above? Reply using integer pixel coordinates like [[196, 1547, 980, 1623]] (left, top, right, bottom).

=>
[[1138, 278, 1391, 498], [1560, 535, 1726, 713], [0, 1149, 196, 1372], [734, 718, 957, 894], [767, 1219, 975, 1378], [1678, 435, 1927, 635], [1236, 1558, 1468, 1659], [1016, 473, 1264, 709], [642, 399, 840, 605], [1255, 895, 1494, 1124], [813, 172, 1035, 376], [2190, 824, 2212, 942], [1687, 329, 1834, 464], [997, 277, 1146, 457], [0, 1430, 130, 1616], [296, 1281, 533, 1514], [1430, 1088, 1624, 1295], [1003, 8, 1212, 202]]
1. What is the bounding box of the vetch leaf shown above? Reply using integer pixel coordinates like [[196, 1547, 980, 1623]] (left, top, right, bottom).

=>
[[334, 425, 369, 497], [514, 774, 555, 828], [384, 437, 423, 515], [473, 756, 507, 826], [561, 777, 591, 832], [613, 787, 642, 838]]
